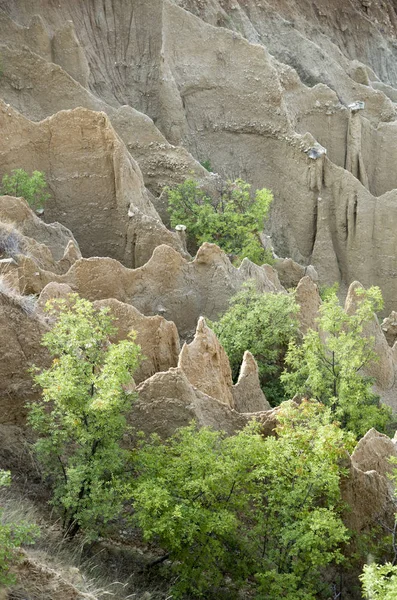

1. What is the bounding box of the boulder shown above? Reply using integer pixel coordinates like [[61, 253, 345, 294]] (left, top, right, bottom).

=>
[[232, 351, 271, 413], [381, 311, 397, 347]]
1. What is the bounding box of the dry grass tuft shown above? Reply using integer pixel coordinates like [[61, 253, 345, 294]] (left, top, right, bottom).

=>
[[0, 276, 37, 315]]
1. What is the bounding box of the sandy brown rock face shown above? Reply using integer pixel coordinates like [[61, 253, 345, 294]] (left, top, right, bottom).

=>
[[0, 288, 49, 425], [94, 299, 180, 385], [340, 457, 395, 532], [274, 258, 318, 290], [133, 367, 247, 439], [18, 243, 284, 339], [178, 317, 234, 407], [232, 351, 271, 413], [340, 427, 397, 534], [295, 275, 321, 335], [0, 102, 185, 269], [351, 428, 397, 479]]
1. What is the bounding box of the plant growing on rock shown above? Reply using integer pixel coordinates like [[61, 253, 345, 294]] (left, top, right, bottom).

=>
[[211, 281, 299, 405], [1, 169, 50, 212], [0, 470, 38, 585], [166, 178, 273, 265], [133, 400, 352, 599], [281, 286, 391, 437], [28, 294, 141, 538]]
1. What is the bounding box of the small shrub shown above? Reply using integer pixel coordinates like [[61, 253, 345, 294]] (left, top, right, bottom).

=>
[[281, 286, 392, 437], [200, 159, 213, 172], [0, 470, 39, 585], [28, 294, 142, 538], [211, 281, 299, 405], [1, 169, 50, 212], [166, 178, 273, 265]]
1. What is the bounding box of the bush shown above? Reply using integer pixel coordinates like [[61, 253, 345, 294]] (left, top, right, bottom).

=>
[[211, 282, 299, 405], [0, 470, 38, 585], [1, 169, 50, 212], [167, 178, 273, 265], [281, 286, 392, 437], [28, 294, 141, 538], [133, 401, 353, 599]]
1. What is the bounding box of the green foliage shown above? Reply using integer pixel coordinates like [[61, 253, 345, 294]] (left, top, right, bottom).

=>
[[28, 295, 141, 538], [319, 281, 339, 301], [281, 286, 391, 438], [133, 400, 352, 599], [211, 281, 299, 405], [1, 169, 50, 212], [360, 563, 397, 599], [200, 159, 213, 172], [0, 470, 38, 585], [166, 178, 273, 265]]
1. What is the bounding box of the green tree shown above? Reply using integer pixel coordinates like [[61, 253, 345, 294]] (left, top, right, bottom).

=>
[[167, 178, 273, 265], [0, 470, 38, 585], [211, 282, 299, 405], [281, 287, 391, 437], [133, 400, 352, 599], [28, 295, 141, 538], [1, 169, 50, 212]]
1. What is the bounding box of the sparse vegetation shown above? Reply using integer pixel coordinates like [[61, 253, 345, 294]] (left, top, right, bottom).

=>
[[200, 159, 213, 172], [1, 169, 50, 212], [211, 281, 299, 405], [166, 178, 273, 265], [281, 286, 392, 437], [28, 294, 141, 538], [0, 470, 38, 585]]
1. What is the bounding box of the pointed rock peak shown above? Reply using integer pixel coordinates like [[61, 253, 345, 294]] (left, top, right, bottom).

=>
[[178, 316, 234, 407], [295, 276, 321, 335], [195, 242, 228, 265], [352, 428, 397, 478], [344, 280, 365, 313], [232, 351, 271, 414], [237, 351, 259, 382]]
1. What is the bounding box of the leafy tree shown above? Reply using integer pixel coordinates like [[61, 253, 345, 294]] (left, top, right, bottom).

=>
[[211, 282, 299, 405], [281, 287, 391, 437], [28, 295, 141, 538], [167, 178, 273, 265], [133, 400, 353, 599], [0, 470, 38, 585], [1, 169, 50, 212]]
